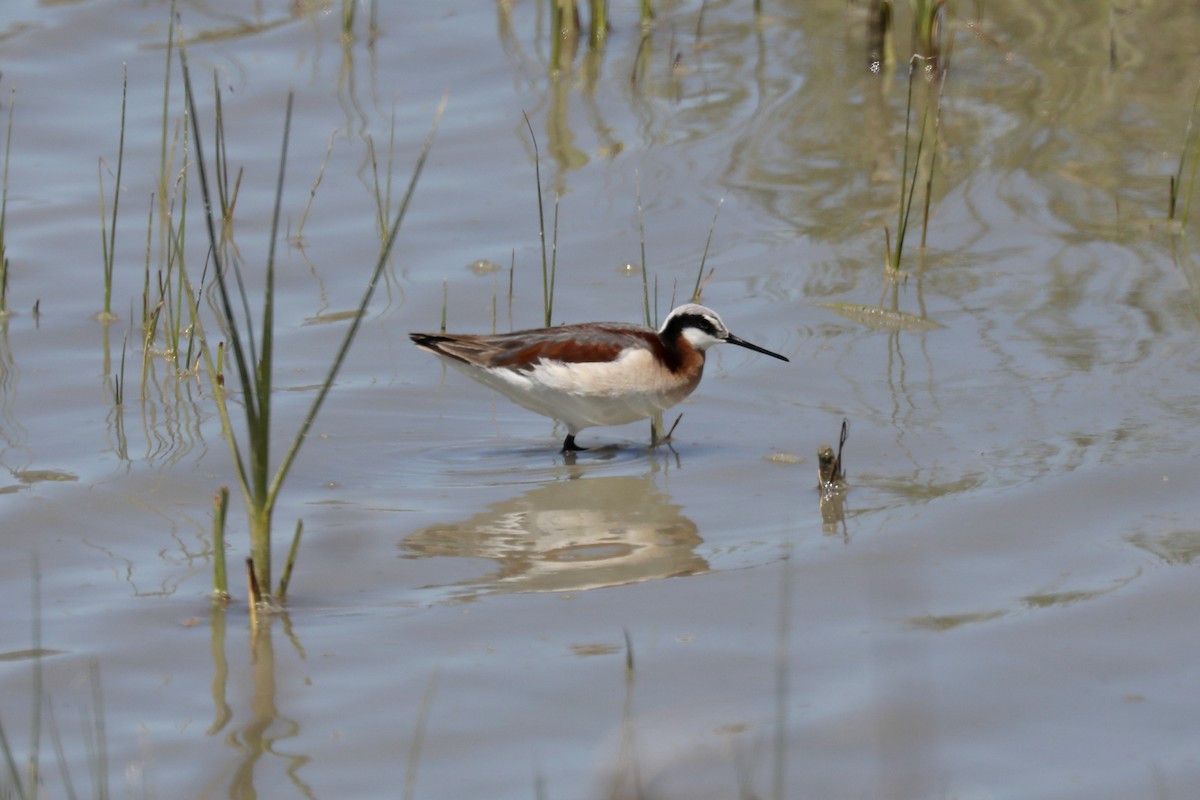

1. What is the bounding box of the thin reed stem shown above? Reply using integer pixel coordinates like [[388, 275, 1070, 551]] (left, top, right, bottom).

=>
[[157, 0, 176, 214], [550, 193, 560, 323], [522, 111, 553, 326], [0, 89, 13, 316], [212, 486, 229, 598], [142, 194, 153, 328], [692, 198, 723, 302], [297, 129, 338, 240], [637, 172, 650, 327]]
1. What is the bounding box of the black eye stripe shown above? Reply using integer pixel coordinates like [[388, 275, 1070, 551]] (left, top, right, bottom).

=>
[[675, 314, 719, 336]]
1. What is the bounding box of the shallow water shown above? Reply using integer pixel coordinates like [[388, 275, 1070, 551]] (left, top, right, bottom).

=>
[[2, 1, 1200, 798]]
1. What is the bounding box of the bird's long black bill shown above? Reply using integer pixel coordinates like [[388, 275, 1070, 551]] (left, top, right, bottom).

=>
[[726, 333, 789, 362]]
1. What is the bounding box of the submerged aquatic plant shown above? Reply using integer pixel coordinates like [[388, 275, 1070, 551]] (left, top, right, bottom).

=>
[[180, 43, 444, 607]]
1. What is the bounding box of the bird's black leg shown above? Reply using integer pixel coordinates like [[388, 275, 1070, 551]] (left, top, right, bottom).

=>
[[562, 434, 587, 452]]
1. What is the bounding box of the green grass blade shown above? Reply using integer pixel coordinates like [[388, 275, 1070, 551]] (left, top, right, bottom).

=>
[[637, 171, 650, 327], [522, 111, 552, 327], [277, 518, 304, 600], [253, 91, 294, 505], [105, 66, 127, 319], [549, 193, 559, 324], [179, 42, 259, 436], [157, 0, 175, 211], [96, 69, 128, 321], [692, 198, 723, 302]]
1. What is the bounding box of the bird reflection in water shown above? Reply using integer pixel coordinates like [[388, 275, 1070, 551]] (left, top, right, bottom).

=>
[[400, 473, 707, 600]]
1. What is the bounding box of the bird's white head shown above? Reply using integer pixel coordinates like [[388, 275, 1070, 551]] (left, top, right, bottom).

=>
[[660, 303, 790, 362], [660, 304, 730, 351]]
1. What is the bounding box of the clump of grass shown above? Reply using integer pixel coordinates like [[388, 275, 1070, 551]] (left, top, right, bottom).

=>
[[886, 54, 938, 275], [149, 119, 206, 378], [143, 1, 202, 373], [97, 66, 128, 322], [180, 43, 445, 607]]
